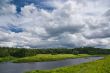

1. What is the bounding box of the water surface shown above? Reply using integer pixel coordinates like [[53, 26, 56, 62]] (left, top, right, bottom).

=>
[[0, 56, 103, 73]]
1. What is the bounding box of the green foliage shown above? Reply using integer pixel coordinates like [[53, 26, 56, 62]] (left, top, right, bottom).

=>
[[72, 51, 79, 55], [12, 49, 26, 57], [26, 55, 110, 73], [0, 48, 10, 57], [0, 56, 16, 62], [0, 47, 110, 58]]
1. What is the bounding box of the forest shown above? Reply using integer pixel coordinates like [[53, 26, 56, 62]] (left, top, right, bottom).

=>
[[0, 47, 110, 58]]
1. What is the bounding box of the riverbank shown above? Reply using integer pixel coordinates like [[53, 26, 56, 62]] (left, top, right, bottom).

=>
[[0, 56, 16, 62], [0, 54, 90, 63], [12, 54, 90, 63], [26, 55, 110, 73]]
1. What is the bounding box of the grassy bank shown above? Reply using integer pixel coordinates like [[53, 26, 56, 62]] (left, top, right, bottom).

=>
[[12, 54, 90, 63], [0, 56, 16, 62], [26, 55, 110, 73]]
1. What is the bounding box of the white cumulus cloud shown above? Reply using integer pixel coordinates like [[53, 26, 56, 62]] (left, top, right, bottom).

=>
[[0, 0, 110, 48]]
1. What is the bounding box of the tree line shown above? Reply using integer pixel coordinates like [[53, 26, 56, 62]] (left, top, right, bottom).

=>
[[0, 47, 110, 57]]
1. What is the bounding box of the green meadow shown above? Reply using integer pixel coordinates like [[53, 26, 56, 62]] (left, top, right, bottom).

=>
[[12, 54, 90, 63], [26, 55, 110, 73], [0, 54, 90, 63], [0, 56, 16, 62]]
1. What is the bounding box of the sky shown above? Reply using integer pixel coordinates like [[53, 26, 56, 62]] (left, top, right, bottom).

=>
[[0, 0, 110, 48]]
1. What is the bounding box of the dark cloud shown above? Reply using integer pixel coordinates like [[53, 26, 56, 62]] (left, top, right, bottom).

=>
[[84, 30, 110, 39], [104, 9, 110, 16], [46, 25, 83, 37]]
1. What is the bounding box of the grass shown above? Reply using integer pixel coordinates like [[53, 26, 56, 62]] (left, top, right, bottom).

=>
[[26, 55, 110, 73], [0, 56, 16, 62], [12, 54, 90, 63]]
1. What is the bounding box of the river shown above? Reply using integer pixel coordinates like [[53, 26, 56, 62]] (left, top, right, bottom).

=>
[[0, 56, 103, 73]]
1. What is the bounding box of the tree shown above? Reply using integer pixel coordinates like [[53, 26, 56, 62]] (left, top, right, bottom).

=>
[[72, 50, 79, 55], [12, 49, 26, 57]]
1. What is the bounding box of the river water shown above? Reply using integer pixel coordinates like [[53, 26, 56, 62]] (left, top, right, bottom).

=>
[[0, 56, 103, 73]]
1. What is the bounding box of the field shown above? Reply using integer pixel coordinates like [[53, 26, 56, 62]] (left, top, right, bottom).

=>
[[26, 55, 110, 73], [12, 54, 90, 63], [0, 56, 16, 62]]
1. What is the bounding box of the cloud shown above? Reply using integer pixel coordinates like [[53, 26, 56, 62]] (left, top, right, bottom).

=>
[[0, 0, 110, 48], [0, 0, 16, 14], [104, 9, 110, 17]]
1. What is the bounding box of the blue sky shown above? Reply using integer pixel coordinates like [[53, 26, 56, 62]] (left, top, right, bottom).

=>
[[11, 0, 55, 12], [0, 0, 110, 48]]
